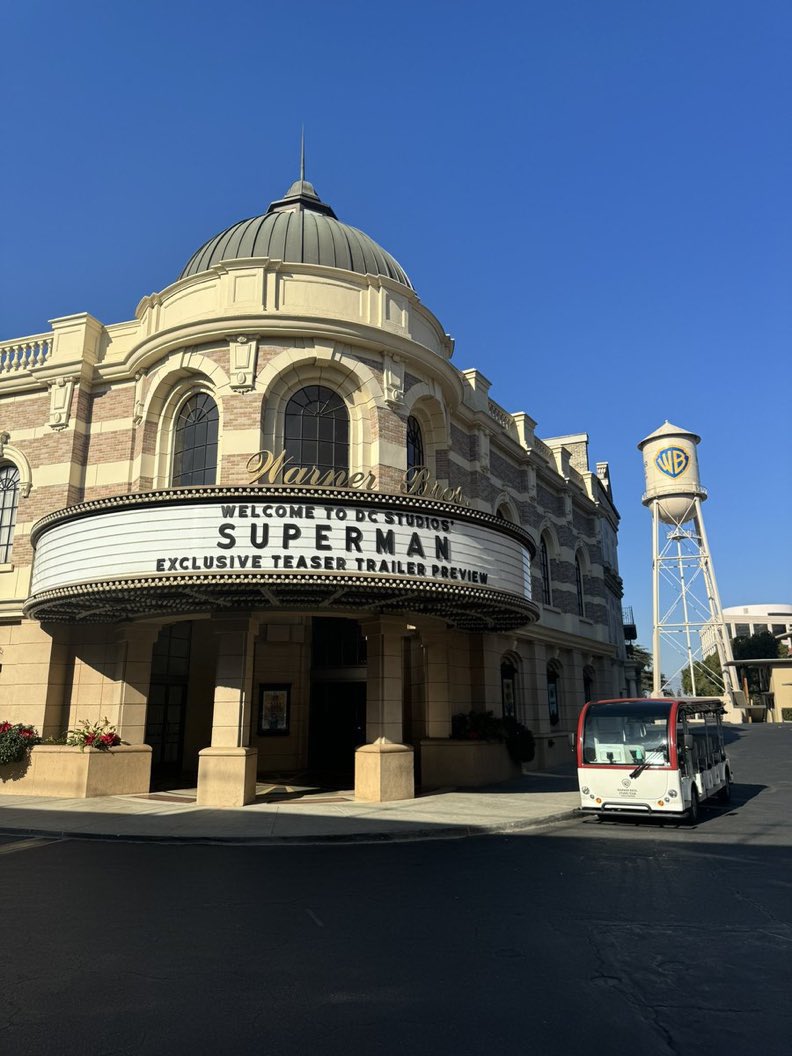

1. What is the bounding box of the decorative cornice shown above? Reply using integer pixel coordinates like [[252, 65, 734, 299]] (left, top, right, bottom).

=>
[[25, 571, 540, 632]]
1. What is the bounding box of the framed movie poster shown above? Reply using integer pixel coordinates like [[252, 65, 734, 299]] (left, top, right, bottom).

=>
[[258, 684, 290, 735]]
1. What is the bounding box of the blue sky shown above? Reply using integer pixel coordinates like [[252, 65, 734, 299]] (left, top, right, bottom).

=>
[[2, 1, 790, 649]]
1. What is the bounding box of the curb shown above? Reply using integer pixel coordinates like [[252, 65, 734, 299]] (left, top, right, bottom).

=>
[[0, 809, 580, 847]]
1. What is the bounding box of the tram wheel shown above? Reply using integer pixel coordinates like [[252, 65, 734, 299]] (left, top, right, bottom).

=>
[[716, 773, 732, 804], [686, 787, 700, 825]]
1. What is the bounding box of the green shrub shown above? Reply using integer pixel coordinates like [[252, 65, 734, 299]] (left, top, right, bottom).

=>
[[450, 710, 535, 763], [0, 721, 40, 766]]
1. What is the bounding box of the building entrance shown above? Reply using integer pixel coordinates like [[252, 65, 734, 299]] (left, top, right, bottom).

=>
[[308, 618, 367, 784], [145, 622, 193, 787]]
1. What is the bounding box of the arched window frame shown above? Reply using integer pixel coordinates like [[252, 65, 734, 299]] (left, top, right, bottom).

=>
[[0, 463, 20, 565], [575, 553, 586, 617], [283, 385, 350, 474], [500, 653, 521, 721], [540, 536, 552, 606], [171, 390, 220, 487], [583, 665, 596, 705], [401, 390, 449, 485], [495, 494, 519, 523], [406, 415, 425, 485], [546, 661, 561, 727]]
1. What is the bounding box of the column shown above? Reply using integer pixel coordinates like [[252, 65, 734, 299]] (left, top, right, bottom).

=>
[[197, 614, 259, 807], [115, 623, 161, 745], [418, 624, 452, 739], [361, 616, 407, 743], [355, 616, 413, 801]]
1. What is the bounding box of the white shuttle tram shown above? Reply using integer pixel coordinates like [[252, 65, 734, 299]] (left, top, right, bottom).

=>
[[576, 698, 733, 823]]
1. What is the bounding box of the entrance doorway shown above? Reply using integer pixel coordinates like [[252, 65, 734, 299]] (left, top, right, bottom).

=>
[[308, 618, 367, 784], [145, 622, 192, 787]]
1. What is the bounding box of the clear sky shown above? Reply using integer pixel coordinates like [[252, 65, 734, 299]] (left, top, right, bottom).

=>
[[2, 0, 790, 652]]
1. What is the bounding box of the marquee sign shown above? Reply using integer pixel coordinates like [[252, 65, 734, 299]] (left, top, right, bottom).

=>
[[26, 489, 538, 630]]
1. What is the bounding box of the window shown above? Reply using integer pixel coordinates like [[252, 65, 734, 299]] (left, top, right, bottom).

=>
[[583, 668, 595, 705], [0, 464, 20, 563], [547, 664, 560, 726], [501, 660, 517, 719], [284, 386, 349, 472], [172, 393, 219, 486], [406, 415, 424, 485], [575, 555, 585, 617], [540, 537, 552, 606]]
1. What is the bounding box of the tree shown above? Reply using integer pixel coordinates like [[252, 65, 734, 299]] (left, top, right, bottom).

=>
[[629, 644, 670, 695], [681, 632, 784, 699], [732, 630, 781, 662], [681, 650, 724, 696], [732, 630, 782, 698]]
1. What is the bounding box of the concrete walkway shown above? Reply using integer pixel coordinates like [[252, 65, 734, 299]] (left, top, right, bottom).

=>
[[0, 769, 581, 845]]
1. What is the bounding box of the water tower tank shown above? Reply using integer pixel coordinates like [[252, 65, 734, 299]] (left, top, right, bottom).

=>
[[638, 421, 706, 524]]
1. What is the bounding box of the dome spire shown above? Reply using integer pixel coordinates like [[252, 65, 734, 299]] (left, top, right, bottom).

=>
[[266, 132, 337, 218]]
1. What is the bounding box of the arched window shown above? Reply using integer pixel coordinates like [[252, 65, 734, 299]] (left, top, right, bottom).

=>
[[285, 386, 349, 473], [540, 536, 552, 606], [172, 393, 219, 487], [575, 555, 586, 617], [501, 658, 518, 719], [406, 415, 424, 485], [583, 667, 595, 705], [0, 464, 20, 563], [547, 663, 560, 727]]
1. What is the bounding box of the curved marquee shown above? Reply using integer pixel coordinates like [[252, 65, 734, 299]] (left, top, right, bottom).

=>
[[26, 487, 539, 631]]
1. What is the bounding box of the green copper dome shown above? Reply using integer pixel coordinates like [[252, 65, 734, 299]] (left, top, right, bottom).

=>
[[179, 177, 412, 288]]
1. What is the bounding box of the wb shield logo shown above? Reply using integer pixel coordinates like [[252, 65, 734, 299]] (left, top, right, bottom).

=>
[[655, 447, 689, 478]]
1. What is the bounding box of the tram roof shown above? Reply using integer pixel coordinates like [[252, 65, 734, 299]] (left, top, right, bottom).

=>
[[589, 697, 725, 716]]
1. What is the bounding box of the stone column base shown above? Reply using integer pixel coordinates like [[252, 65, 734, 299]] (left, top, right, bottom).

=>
[[197, 747, 258, 807], [355, 739, 414, 802]]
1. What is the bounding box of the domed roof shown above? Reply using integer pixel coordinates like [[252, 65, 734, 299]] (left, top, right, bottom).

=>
[[179, 175, 412, 288]]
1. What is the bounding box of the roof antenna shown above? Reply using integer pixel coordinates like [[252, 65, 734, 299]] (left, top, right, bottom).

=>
[[300, 125, 305, 183]]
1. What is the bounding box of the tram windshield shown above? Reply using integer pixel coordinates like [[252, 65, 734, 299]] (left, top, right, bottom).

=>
[[582, 702, 672, 766]]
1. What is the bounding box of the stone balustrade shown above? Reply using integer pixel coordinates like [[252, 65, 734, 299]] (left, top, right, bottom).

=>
[[0, 334, 53, 374], [486, 397, 513, 430]]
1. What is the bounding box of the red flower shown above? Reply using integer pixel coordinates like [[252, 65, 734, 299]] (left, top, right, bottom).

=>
[[0, 722, 11, 734], [84, 733, 96, 745], [100, 733, 117, 746], [20, 728, 35, 739]]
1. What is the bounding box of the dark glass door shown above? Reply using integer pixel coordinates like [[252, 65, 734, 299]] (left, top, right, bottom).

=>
[[145, 622, 192, 787], [146, 683, 187, 771], [308, 681, 366, 781]]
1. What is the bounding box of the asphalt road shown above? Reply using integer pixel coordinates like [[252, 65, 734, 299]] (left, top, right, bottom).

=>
[[1, 724, 790, 1056]]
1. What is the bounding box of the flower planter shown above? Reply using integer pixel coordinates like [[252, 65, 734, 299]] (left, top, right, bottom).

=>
[[419, 739, 520, 790], [0, 744, 152, 798]]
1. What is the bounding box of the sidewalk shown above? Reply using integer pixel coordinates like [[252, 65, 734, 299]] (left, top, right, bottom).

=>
[[0, 769, 581, 845]]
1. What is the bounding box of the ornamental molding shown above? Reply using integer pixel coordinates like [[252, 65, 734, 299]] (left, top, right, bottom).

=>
[[383, 352, 405, 409], [0, 437, 33, 497], [228, 335, 259, 393], [47, 375, 77, 431]]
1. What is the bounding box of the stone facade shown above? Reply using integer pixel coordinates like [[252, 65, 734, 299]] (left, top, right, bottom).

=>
[[0, 177, 628, 803]]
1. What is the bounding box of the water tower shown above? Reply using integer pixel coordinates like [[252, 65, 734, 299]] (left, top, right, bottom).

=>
[[638, 422, 741, 716]]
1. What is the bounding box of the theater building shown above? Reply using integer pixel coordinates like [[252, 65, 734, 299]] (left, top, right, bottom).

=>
[[0, 172, 627, 804]]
